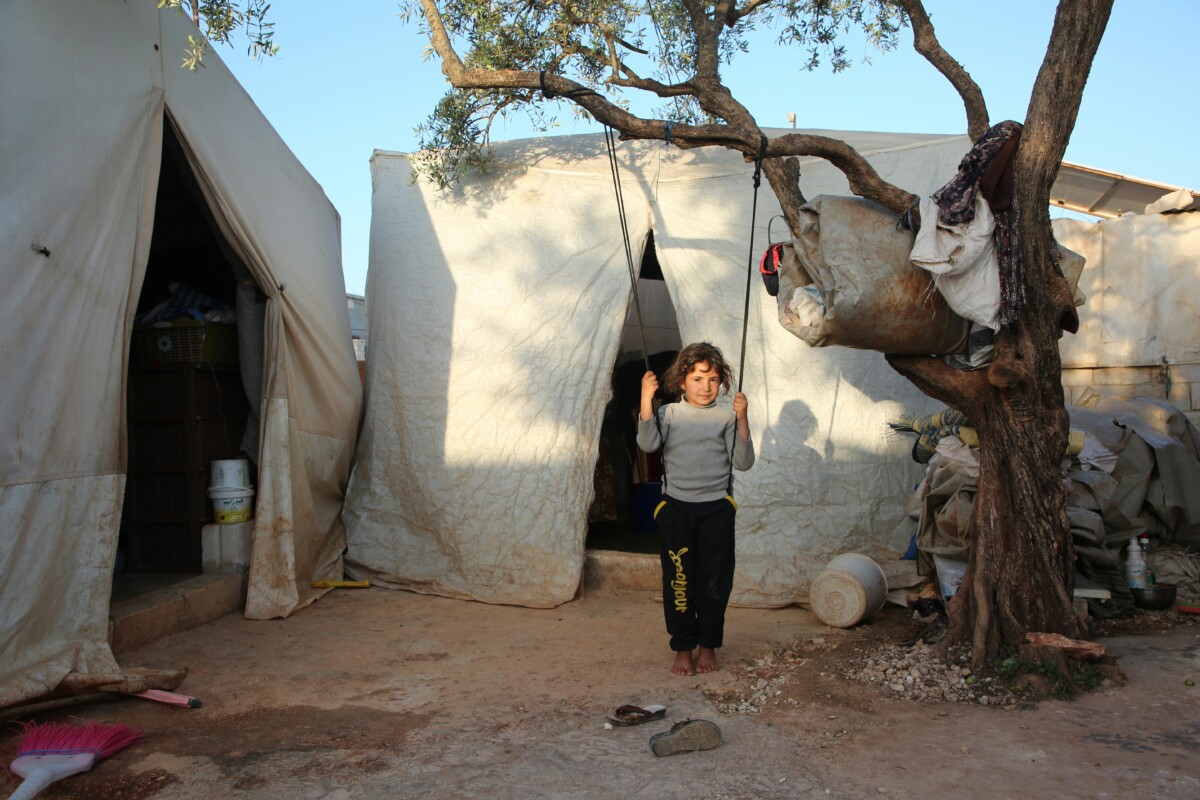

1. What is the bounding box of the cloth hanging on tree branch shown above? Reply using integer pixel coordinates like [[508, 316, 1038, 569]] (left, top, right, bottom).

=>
[[931, 121, 1027, 326]]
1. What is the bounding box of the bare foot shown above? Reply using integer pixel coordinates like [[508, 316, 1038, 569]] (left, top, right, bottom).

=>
[[670, 650, 695, 676], [695, 646, 719, 673]]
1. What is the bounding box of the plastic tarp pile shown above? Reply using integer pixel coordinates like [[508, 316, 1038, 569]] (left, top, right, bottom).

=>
[[903, 397, 1200, 614], [0, 1, 361, 709], [346, 130, 975, 608]]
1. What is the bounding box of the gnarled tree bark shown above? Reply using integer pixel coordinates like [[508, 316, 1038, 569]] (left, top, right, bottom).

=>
[[889, 0, 1113, 668]]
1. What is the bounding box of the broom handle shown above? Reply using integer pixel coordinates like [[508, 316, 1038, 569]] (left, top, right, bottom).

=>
[[9, 770, 53, 800], [9, 753, 97, 800]]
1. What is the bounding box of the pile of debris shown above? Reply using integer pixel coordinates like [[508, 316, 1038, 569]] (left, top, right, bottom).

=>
[[889, 395, 1200, 618], [705, 637, 834, 714], [843, 640, 1017, 706], [708, 608, 1198, 714]]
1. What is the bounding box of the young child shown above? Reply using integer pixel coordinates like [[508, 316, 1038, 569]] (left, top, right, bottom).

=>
[[637, 342, 754, 676]]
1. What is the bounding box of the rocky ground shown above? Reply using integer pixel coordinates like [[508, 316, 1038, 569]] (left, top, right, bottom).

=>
[[707, 604, 1198, 714], [4, 590, 1198, 799]]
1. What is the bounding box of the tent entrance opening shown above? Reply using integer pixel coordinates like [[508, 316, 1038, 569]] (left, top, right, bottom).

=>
[[115, 117, 260, 589], [586, 232, 680, 554]]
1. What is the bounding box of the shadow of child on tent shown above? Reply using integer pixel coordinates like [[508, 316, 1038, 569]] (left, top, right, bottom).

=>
[[636, 342, 755, 676], [757, 398, 824, 504]]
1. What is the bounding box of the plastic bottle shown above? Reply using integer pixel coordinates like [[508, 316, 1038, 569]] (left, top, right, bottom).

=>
[[1140, 534, 1155, 585], [1126, 534, 1148, 589]]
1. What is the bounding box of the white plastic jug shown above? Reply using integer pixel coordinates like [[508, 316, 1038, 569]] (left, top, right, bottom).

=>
[[207, 485, 255, 524], [210, 459, 251, 491]]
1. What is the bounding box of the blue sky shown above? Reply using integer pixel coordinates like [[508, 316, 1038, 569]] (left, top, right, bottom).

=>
[[217, 1, 1200, 296]]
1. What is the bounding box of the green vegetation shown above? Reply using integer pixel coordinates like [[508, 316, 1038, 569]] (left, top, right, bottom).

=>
[[157, 0, 280, 69], [994, 649, 1103, 700]]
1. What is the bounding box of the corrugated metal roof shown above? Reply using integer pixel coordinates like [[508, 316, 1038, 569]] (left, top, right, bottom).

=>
[[1052, 162, 1200, 218]]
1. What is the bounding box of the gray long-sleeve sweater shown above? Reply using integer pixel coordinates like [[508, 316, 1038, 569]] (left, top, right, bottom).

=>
[[636, 400, 755, 502]]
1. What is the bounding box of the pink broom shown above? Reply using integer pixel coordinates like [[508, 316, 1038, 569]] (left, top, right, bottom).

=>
[[7, 720, 143, 800]]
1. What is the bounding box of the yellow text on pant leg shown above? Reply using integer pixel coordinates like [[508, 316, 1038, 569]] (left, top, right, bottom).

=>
[[668, 547, 689, 612]]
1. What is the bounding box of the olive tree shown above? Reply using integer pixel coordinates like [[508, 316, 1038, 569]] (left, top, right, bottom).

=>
[[406, 0, 1113, 668], [158, 0, 280, 68]]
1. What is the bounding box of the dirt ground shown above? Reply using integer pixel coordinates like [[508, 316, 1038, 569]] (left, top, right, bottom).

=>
[[3, 585, 1199, 799]]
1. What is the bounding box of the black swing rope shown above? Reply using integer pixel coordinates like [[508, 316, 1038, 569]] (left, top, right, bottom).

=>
[[540, 68, 648, 373], [737, 133, 770, 393], [602, 125, 651, 375], [599, 120, 769, 390]]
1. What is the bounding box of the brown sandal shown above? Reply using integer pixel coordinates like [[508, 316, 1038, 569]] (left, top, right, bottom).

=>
[[606, 704, 667, 726], [649, 718, 722, 756]]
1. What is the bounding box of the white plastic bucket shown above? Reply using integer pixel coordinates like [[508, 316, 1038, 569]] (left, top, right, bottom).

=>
[[810, 553, 888, 628], [210, 459, 251, 491], [208, 485, 255, 524]]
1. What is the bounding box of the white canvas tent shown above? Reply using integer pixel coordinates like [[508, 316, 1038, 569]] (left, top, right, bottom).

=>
[[345, 130, 982, 608], [0, 1, 362, 708], [1054, 211, 1200, 370]]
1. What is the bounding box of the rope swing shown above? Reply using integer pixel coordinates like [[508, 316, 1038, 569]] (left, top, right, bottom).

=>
[[602, 125, 770, 392], [736, 133, 770, 393], [603, 125, 651, 374]]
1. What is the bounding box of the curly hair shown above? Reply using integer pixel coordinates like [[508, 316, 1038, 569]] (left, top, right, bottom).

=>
[[661, 342, 734, 397]]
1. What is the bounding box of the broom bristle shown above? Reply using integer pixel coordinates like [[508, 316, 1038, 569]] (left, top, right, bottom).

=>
[[17, 720, 143, 760]]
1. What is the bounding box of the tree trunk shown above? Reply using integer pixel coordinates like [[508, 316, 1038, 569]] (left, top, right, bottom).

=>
[[888, 202, 1089, 668], [886, 0, 1112, 670], [889, 265, 1086, 671], [937, 214, 1087, 668]]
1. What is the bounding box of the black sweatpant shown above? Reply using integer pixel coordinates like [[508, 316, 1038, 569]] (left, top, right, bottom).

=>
[[654, 495, 736, 652]]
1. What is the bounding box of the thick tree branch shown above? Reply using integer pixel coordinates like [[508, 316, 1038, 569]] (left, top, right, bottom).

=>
[[885, 354, 989, 415], [1011, 0, 1112, 335], [609, 72, 699, 98], [726, 0, 777, 26], [769, 132, 918, 214], [894, 0, 988, 141], [554, 35, 667, 95], [681, 0, 722, 78], [421, 0, 922, 219], [1021, 0, 1114, 205], [888, 1, 1113, 444], [761, 157, 806, 234]]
